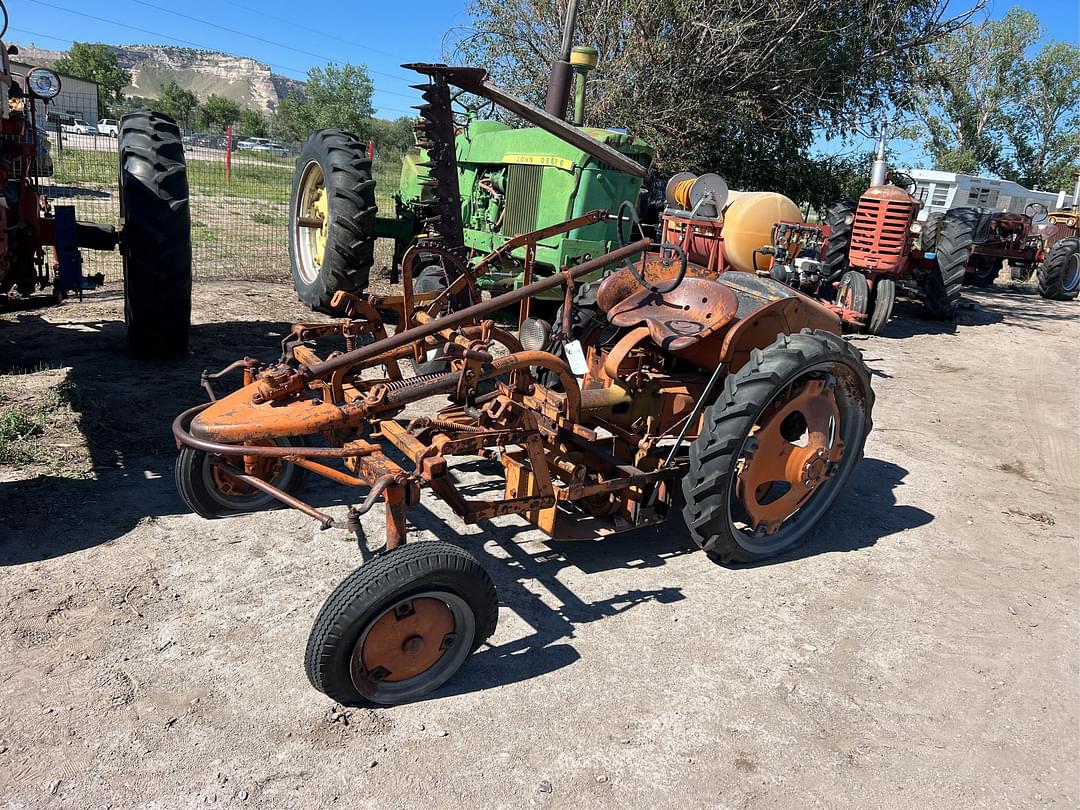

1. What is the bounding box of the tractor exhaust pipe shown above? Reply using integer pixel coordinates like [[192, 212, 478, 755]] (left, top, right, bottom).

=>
[[544, 0, 579, 119], [869, 123, 888, 187]]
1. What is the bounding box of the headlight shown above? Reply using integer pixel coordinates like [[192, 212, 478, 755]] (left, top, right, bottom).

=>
[[910, 222, 923, 234], [519, 317, 552, 351], [843, 213, 856, 225], [26, 67, 62, 100], [1069, 218, 1076, 227]]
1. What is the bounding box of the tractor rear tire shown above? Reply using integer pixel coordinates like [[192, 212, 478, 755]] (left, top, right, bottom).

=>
[[923, 206, 975, 320], [1036, 237, 1080, 301], [305, 541, 498, 705], [822, 198, 857, 280], [118, 111, 192, 360], [289, 129, 377, 314], [921, 212, 944, 252], [866, 277, 896, 335], [681, 330, 873, 565]]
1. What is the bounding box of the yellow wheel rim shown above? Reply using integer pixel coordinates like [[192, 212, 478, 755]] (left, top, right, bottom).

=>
[[295, 160, 329, 285], [311, 186, 328, 266]]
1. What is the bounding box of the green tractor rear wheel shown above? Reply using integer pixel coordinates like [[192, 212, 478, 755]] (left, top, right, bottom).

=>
[[289, 129, 377, 314]]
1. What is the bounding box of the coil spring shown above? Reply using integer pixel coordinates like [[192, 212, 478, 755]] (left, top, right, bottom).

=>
[[381, 371, 453, 392]]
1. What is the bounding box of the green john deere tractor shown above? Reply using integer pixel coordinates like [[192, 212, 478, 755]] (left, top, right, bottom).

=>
[[288, 11, 654, 312]]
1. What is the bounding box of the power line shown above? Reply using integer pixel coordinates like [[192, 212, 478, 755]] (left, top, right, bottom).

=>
[[215, 0, 422, 66], [8, 25, 417, 118], [123, 0, 416, 86], [22, 0, 421, 96]]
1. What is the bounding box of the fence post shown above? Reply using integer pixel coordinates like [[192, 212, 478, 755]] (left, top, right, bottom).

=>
[[226, 125, 232, 181], [368, 139, 374, 160]]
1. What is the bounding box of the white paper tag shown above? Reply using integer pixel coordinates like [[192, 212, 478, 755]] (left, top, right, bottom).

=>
[[564, 339, 588, 376]]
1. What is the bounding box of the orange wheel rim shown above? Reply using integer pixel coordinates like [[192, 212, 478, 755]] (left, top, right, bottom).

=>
[[360, 597, 456, 683], [209, 445, 284, 496], [736, 377, 844, 535]]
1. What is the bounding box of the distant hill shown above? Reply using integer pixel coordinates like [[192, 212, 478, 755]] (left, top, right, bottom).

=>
[[13, 42, 305, 114]]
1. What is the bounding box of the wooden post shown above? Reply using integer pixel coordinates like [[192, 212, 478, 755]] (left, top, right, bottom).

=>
[[225, 125, 232, 181]]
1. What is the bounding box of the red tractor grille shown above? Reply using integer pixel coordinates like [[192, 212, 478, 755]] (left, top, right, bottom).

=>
[[848, 194, 915, 273]]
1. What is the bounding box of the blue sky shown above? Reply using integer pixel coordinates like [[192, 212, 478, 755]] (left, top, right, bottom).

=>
[[8, 0, 1079, 166]]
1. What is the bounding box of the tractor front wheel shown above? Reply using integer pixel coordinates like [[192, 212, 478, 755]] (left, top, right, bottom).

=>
[[305, 541, 498, 705], [866, 277, 896, 335], [681, 330, 873, 565], [118, 111, 192, 360], [834, 270, 868, 329], [174, 438, 309, 519], [1036, 237, 1080, 301], [289, 129, 377, 313]]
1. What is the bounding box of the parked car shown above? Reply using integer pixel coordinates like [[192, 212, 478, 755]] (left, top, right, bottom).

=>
[[61, 118, 96, 136], [251, 141, 289, 157], [97, 118, 119, 137], [237, 137, 270, 151]]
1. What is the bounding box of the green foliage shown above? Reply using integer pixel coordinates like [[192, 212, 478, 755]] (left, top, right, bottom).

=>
[[369, 116, 417, 156], [912, 7, 1080, 190], [452, 0, 975, 203], [275, 63, 375, 141], [155, 80, 199, 128], [53, 42, 131, 118], [199, 94, 243, 131], [238, 108, 269, 139]]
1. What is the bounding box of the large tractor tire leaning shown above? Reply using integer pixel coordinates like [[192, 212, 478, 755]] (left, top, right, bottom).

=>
[[1036, 237, 1080, 301], [822, 197, 858, 279], [923, 206, 976, 320], [118, 111, 192, 360], [305, 541, 499, 705], [289, 129, 377, 314], [921, 211, 944, 252], [681, 330, 873, 565]]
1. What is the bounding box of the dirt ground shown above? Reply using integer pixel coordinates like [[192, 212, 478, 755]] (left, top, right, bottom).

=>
[[1, 277, 1077, 809]]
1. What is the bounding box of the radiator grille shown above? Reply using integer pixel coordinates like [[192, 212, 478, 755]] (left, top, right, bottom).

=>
[[503, 164, 543, 236], [848, 195, 916, 271]]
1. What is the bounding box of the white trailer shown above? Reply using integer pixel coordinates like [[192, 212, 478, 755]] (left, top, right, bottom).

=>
[[906, 170, 1075, 221]]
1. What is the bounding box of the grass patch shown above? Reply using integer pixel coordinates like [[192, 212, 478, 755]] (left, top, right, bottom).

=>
[[251, 210, 286, 226], [0, 403, 48, 464]]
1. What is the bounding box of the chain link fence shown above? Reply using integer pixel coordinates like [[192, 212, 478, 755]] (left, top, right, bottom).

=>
[[37, 97, 402, 285]]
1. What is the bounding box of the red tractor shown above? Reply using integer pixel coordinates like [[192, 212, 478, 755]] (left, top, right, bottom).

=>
[[0, 5, 191, 359], [923, 175, 1080, 301], [820, 129, 960, 335]]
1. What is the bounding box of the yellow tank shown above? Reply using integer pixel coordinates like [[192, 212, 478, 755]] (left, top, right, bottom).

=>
[[722, 191, 803, 273]]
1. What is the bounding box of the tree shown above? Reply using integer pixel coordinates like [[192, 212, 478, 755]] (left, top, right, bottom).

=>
[[53, 42, 131, 118], [449, 0, 981, 202], [275, 63, 375, 141], [238, 108, 269, 139], [911, 7, 1080, 190], [369, 116, 417, 156], [155, 80, 198, 128], [199, 94, 242, 131]]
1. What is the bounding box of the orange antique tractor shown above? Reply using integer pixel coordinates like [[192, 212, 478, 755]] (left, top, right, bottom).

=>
[[172, 65, 875, 705], [820, 127, 960, 334]]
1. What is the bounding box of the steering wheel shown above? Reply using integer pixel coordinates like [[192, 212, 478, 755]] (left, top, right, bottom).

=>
[[615, 200, 687, 295], [888, 170, 917, 195], [450, 90, 495, 129], [1024, 202, 1048, 223], [0, 1, 8, 39]]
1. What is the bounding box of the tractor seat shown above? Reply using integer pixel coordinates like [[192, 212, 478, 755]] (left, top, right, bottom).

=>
[[602, 273, 740, 352]]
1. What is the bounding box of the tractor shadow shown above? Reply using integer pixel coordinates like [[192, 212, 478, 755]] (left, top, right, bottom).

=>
[[0, 307, 328, 565], [391, 455, 929, 700]]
